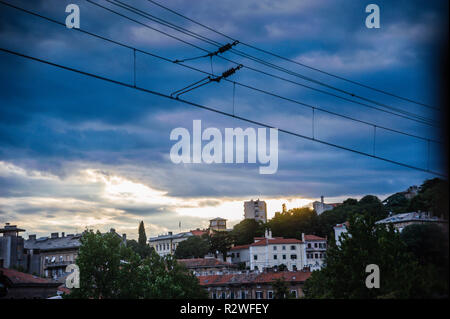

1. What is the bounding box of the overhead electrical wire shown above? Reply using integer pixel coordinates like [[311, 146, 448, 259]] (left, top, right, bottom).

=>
[[0, 0, 442, 145], [146, 0, 439, 111], [0, 46, 445, 178], [99, 0, 438, 126]]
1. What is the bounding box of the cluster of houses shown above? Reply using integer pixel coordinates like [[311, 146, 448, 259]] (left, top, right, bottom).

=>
[[1, 195, 447, 299]]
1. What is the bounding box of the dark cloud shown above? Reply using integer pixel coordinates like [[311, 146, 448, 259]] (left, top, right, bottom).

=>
[[0, 0, 446, 234]]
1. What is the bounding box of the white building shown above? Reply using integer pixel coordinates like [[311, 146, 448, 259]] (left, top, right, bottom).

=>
[[244, 199, 267, 223], [333, 222, 349, 246], [375, 211, 447, 232], [230, 230, 327, 272], [302, 234, 327, 271], [149, 231, 195, 256], [312, 196, 340, 215]]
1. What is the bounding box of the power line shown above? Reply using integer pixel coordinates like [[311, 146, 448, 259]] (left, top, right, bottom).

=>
[[101, 0, 437, 126], [0, 46, 444, 178], [0, 0, 441, 145], [146, 0, 439, 111]]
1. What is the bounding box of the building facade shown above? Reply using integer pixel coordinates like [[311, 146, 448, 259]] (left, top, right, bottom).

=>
[[333, 222, 349, 246], [0, 223, 27, 270], [244, 200, 267, 223], [302, 234, 327, 271], [230, 230, 322, 272], [177, 257, 237, 276], [209, 217, 228, 231], [312, 196, 340, 215], [375, 211, 448, 232], [198, 271, 311, 299]]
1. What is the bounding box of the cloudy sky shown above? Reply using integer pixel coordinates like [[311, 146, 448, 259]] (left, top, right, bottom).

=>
[[0, 0, 447, 239]]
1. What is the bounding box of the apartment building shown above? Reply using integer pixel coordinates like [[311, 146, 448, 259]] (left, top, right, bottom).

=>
[[177, 257, 237, 276], [231, 230, 307, 272], [25, 228, 126, 281], [199, 270, 311, 299], [244, 199, 267, 223], [302, 234, 327, 271], [0, 223, 27, 270]]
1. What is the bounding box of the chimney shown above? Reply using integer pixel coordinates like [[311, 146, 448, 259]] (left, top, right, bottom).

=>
[[61, 232, 65, 237], [29, 234, 36, 240], [302, 233, 305, 242], [321, 196, 324, 204], [168, 231, 173, 236], [51, 232, 58, 239]]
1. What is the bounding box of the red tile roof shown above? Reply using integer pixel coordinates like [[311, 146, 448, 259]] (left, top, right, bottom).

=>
[[198, 271, 311, 286], [178, 258, 235, 268], [230, 244, 251, 250], [0, 268, 60, 286], [250, 237, 302, 246], [304, 234, 326, 241], [190, 229, 207, 236]]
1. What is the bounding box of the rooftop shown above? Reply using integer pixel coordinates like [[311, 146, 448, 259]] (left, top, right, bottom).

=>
[[198, 271, 311, 286], [0, 268, 61, 287], [0, 223, 25, 234], [304, 234, 326, 241], [177, 258, 236, 269], [375, 212, 447, 225], [25, 234, 82, 251], [250, 237, 302, 247]]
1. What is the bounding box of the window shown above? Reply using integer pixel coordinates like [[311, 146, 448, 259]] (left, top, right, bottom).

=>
[[282, 254, 286, 260], [290, 245, 296, 250], [307, 243, 311, 248], [292, 265, 297, 271], [282, 245, 286, 250], [291, 290, 297, 298], [314, 253, 319, 259], [256, 291, 263, 299], [230, 291, 235, 299], [241, 291, 246, 299], [231, 253, 235, 258], [273, 255, 277, 260], [267, 291, 274, 299], [314, 243, 318, 248], [212, 293, 217, 299], [254, 255, 258, 260], [273, 246, 277, 251], [221, 292, 226, 299], [254, 266, 258, 271], [290, 254, 297, 260]]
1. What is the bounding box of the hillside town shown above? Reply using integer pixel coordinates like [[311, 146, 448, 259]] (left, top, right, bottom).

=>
[[1, 180, 448, 299]]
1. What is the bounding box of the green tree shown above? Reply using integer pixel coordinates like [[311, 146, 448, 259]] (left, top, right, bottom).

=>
[[383, 192, 410, 214], [138, 220, 147, 246], [303, 214, 429, 299], [208, 231, 233, 261], [409, 178, 449, 219], [268, 207, 319, 239], [174, 235, 210, 259], [400, 224, 449, 297], [230, 219, 265, 245], [127, 221, 153, 259], [67, 229, 206, 299], [272, 277, 294, 299]]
